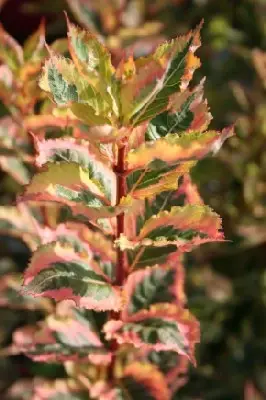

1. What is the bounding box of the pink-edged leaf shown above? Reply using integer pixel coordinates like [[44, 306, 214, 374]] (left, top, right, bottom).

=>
[[39, 222, 116, 278], [176, 173, 204, 205], [23, 242, 122, 311], [11, 324, 55, 359], [147, 78, 212, 141], [117, 205, 224, 266], [32, 135, 110, 170], [127, 126, 234, 171], [125, 23, 202, 126], [49, 222, 116, 280], [18, 161, 116, 217], [104, 303, 200, 364], [121, 265, 185, 319], [46, 308, 111, 364], [138, 204, 223, 240], [40, 221, 116, 259], [11, 303, 111, 364]]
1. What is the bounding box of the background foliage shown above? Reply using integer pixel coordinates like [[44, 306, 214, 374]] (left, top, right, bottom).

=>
[[0, 1, 265, 399]]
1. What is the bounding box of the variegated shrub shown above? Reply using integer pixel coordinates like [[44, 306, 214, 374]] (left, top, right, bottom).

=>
[[0, 15, 233, 400]]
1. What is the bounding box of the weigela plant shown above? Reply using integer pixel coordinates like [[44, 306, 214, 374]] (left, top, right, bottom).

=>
[[0, 15, 234, 399]]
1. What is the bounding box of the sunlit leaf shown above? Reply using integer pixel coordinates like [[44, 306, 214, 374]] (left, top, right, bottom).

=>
[[19, 161, 116, 215], [66, 18, 120, 119], [127, 126, 234, 170], [23, 242, 122, 311], [122, 23, 202, 126], [118, 204, 223, 256]]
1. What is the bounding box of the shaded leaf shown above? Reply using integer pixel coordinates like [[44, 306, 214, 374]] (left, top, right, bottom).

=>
[[146, 93, 196, 140], [126, 161, 195, 199], [104, 304, 199, 364], [122, 266, 183, 317]]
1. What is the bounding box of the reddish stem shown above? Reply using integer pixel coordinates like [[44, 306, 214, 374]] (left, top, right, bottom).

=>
[[114, 144, 127, 286], [109, 144, 127, 375]]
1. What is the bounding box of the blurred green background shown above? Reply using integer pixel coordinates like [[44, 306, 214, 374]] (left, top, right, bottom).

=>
[[0, 1, 265, 399]]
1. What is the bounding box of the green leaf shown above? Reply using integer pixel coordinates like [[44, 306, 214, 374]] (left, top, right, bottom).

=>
[[135, 192, 182, 235], [126, 267, 178, 315], [119, 205, 224, 269], [146, 93, 196, 140], [47, 62, 78, 105], [126, 159, 194, 199], [123, 318, 187, 346], [39, 56, 111, 122], [147, 350, 180, 374], [127, 245, 177, 268], [130, 38, 193, 126]]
